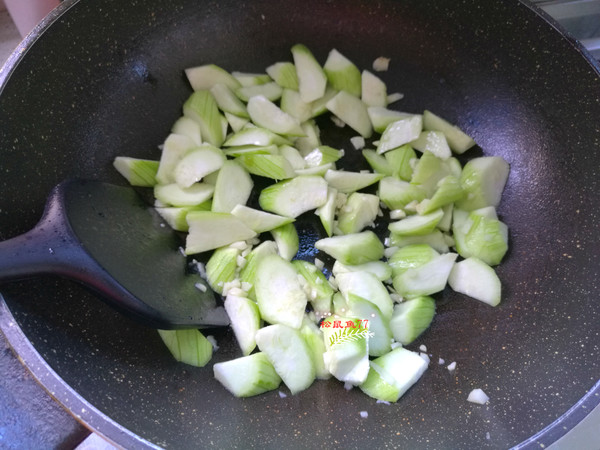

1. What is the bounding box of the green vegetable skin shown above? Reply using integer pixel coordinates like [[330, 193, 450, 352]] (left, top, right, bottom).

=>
[[158, 329, 213, 367], [114, 44, 510, 402]]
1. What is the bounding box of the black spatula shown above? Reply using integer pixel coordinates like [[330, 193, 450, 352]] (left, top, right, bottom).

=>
[[0, 179, 229, 329]]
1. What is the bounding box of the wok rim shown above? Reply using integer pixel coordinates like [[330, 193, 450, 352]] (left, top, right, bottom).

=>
[[520, 0, 600, 76], [0, 1, 162, 446], [0, 295, 159, 449], [0, 0, 73, 94], [0, 0, 599, 448]]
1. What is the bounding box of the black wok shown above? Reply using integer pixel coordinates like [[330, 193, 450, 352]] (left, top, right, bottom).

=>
[[0, 0, 599, 448]]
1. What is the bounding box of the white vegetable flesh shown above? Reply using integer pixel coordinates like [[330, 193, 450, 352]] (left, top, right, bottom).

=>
[[255, 324, 316, 394], [467, 388, 490, 405]]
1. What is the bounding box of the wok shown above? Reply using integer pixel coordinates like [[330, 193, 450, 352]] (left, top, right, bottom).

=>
[[1, 0, 599, 448]]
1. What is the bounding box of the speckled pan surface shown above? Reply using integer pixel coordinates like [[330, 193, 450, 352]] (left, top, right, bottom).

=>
[[0, 0, 599, 448]]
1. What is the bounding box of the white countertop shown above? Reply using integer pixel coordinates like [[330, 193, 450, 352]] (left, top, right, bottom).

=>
[[0, 4, 21, 62]]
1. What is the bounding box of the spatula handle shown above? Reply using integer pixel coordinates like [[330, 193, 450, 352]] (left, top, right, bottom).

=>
[[0, 220, 80, 282], [0, 185, 89, 283]]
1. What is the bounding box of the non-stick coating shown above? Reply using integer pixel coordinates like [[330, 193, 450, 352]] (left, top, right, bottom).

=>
[[1, 0, 599, 448]]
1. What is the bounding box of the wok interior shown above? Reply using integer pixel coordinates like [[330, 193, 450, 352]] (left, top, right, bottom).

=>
[[0, 0, 599, 448]]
